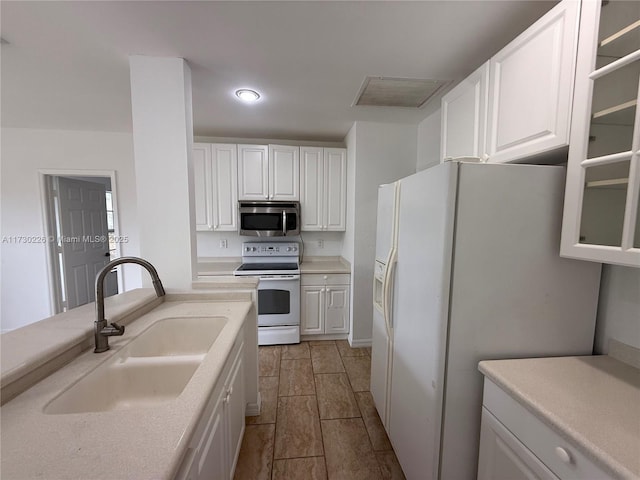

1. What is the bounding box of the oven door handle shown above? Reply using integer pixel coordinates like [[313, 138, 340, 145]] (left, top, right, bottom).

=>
[[259, 275, 300, 281]]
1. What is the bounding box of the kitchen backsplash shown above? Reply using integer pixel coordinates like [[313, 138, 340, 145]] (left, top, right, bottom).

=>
[[197, 231, 345, 258], [594, 265, 640, 354]]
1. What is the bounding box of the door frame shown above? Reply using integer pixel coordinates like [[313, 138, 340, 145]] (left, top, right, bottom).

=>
[[38, 169, 124, 315]]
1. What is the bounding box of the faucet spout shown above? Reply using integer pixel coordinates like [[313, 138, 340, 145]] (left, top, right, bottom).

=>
[[94, 256, 165, 353]]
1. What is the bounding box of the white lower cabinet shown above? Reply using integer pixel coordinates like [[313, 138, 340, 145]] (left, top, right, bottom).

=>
[[478, 408, 559, 480], [301, 274, 350, 335], [478, 378, 613, 480], [175, 339, 245, 480]]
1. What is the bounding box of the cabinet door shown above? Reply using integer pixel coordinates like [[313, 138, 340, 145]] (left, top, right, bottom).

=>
[[324, 285, 350, 334], [238, 145, 269, 200], [478, 408, 559, 480], [269, 145, 299, 201], [212, 144, 238, 231], [324, 148, 347, 231], [486, 0, 579, 163], [300, 146, 324, 231], [195, 389, 228, 480], [441, 62, 489, 162], [193, 143, 213, 231], [225, 344, 246, 479], [560, 0, 640, 267], [301, 285, 324, 334]]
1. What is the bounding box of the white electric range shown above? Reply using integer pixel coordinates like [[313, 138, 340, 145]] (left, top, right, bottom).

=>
[[233, 242, 300, 345]]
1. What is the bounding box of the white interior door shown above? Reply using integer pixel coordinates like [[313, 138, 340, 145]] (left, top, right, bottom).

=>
[[56, 177, 111, 309]]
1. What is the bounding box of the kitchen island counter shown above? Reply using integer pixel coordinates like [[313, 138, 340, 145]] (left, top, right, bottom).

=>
[[1, 284, 259, 480]]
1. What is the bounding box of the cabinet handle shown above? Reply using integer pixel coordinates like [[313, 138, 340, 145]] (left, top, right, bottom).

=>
[[323, 275, 328, 280], [555, 447, 572, 464]]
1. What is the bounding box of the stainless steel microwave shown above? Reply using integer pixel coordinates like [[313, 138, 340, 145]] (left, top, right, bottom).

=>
[[238, 201, 301, 236]]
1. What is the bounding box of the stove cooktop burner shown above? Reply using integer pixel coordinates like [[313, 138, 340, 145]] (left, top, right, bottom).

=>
[[236, 262, 299, 272]]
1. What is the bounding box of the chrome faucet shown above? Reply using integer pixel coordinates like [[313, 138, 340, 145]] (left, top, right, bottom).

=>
[[94, 256, 166, 353]]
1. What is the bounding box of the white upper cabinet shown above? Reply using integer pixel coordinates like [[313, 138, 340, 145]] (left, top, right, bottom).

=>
[[561, 0, 640, 267], [211, 144, 238, 231], [193, 143, 238, 232], [238, 144, 269, 201], [300, 146, 324, 230], [300, 147, 347, 231], [269, 145, 300, 200], [441, 0, 580, 165], [193, 143, 213, 231], [324, 148, 347, 231], [486, 0, 580, 163], [238, 144, 299, 201], [441, 62, 489, 162]]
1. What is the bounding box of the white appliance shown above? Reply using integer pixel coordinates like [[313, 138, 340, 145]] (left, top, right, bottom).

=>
[[234, 241, 300, 345], [370, 162, 601, 480], [238, 201, 301, 237]]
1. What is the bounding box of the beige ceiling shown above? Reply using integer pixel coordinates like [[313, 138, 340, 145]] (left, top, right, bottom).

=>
[[1, 1, 556, 142]]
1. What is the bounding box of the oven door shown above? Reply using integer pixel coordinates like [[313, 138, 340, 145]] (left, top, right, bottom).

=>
[[257, 275, 300, 326]]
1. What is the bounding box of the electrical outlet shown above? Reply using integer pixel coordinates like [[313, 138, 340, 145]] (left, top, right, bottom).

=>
[[317, 239, 324, 248], [219, 239, 228, 249]]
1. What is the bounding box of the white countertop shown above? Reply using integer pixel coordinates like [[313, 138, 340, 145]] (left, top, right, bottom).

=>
[[197, 257, 241, 276], [1, 296, 253, 480], [197, 255, 351, 276], [299, 256, 350, 274], [479, 353, 640, 479]]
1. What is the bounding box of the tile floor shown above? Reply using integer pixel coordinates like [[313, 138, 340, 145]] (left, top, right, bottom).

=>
[[233, 340, 406, 480]]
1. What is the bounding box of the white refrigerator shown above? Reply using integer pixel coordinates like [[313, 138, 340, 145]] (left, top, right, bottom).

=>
[[370, 161, 601, 480]]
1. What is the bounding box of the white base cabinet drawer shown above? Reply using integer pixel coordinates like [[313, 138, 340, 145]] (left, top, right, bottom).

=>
[[480, 379, 613, 480], [301, 273, 350, 286]]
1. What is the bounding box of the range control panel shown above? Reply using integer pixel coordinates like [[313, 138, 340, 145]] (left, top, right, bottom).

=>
[[242, 242, 299, 257]]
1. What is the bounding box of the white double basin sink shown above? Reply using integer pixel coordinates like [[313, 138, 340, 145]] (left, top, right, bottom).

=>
[[45, 316, 227, 415]]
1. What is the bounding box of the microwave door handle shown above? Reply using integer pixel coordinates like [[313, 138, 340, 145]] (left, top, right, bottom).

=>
[[282, 210, 287, 235]]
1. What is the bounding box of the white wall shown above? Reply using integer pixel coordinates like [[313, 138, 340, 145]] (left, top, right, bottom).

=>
[[341, 125, 357, 266], [346, 121, 418, 345], [129, 56, 196, 290], [594, 265, 640, 354], [0, 128, 142, 332], [417, 109, 441, 171]]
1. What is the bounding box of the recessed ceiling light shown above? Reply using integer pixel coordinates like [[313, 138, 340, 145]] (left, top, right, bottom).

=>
[[235, 89, 260, 103]]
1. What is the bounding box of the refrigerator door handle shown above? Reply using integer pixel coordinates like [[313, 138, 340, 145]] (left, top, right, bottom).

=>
[[383, 247, 398, 334]]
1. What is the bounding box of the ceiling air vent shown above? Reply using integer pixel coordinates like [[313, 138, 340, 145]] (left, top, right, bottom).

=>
[[354, 76, 446, 108]]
